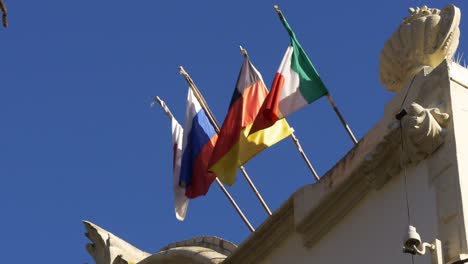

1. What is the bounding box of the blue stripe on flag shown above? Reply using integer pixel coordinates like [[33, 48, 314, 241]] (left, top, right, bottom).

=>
[[180, 109, 216, 187]]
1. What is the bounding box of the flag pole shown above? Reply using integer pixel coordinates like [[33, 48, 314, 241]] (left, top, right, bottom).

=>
[[325, 93, 358, 145], [273, 5, 358, 146], [151, 96, 255, 232], [178, 66, 273, 216], [151, 96, 174, 119], [239, 46, 320, 181], [289, 132, 320, 181]]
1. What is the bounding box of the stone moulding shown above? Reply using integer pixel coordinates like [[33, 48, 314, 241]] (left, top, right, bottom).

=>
[[223, 198, 295, 264], [295, 61, 451, 248], [295, 103, 449, 247], [159, 236, 237, 259], [136, 246, 228, 264]]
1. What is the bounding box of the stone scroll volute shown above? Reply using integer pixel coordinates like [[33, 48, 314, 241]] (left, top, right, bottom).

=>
[[400, 102, 450, 164]]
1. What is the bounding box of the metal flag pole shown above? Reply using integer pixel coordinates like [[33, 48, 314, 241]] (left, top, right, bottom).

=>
[[178, 66, 273, 216], [325, 93, 358, 145], [289, 132, 320, 181], [240, 46, 320, 181], [273, 5, 358, 146], [0, 0, 7, 28], [151, 96, 255, 232]]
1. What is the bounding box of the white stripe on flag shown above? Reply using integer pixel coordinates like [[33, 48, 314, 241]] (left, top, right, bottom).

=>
[[171, 118, 189, 221], [278, 46, 308, 118]]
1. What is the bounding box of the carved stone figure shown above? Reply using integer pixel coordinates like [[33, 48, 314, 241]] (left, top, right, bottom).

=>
[[400, 102, 450, 163], [84, 221, 151, 264], [379, 4, 460, 92]]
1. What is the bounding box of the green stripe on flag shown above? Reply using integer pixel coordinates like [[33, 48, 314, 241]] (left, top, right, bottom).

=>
[[280, 15, 328, 103], [291, 39, 328, 103]]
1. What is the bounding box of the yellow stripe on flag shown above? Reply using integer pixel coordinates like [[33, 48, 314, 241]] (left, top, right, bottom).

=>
[[212, 118, 292, 185]]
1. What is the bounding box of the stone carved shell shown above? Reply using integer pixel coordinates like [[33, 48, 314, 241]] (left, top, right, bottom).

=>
[[379, 4, 460, 92]]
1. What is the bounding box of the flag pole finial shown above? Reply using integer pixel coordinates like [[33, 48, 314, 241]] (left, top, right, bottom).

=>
[[239, 46, 248, 58], [151, 96, 174, 120], [273, 5, 284, 19], [178, 66, 187, 77]]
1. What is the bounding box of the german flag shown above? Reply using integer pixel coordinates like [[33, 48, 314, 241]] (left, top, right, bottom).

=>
[[209, 57, 292, 186]]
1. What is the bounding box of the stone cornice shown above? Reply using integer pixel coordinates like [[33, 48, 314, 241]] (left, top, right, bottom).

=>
[[138, 246, 227, 264], [295, 61, 451, 247], [223, 198, 294, 264], [160, 236, 237, 257]]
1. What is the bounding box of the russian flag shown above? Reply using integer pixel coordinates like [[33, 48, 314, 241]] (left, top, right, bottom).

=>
[[180, 89, 218, 199]]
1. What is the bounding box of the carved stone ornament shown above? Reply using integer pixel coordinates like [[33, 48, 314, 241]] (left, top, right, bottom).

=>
[[400, 102, 450, 163], [84, 221, 150, 264], [362, 101, 450, 189], [379, 4, 460, 92], [84, 220, 236, 264]]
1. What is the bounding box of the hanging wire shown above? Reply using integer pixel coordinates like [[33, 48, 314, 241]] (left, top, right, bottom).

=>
[[397, 76, 418, 264], [397, 75, 417, 225], [399, 113, 416, 264], [399, 123, 412, 225]]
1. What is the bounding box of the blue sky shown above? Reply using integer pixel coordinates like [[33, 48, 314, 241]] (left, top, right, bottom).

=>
[[1, 1, 467, 262]]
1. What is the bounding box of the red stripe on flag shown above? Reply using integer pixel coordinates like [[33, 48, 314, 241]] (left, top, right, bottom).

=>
[[209, 81, 266, 168], [185, 135, 218, 198], [250, 73, 285, 134], [173, 143, 177, 170]]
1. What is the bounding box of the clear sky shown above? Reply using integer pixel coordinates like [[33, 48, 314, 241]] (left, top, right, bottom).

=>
[[1, 1, 467, 262]]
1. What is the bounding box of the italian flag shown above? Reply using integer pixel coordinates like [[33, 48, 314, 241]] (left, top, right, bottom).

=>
[[250, 15, 328, 134]]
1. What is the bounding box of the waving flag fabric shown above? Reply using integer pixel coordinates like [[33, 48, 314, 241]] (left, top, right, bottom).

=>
[[180, 89, 218, 198], [171, 119, 189, 221], [250, 14, 328, 134], [209, 58, 292, 186]]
